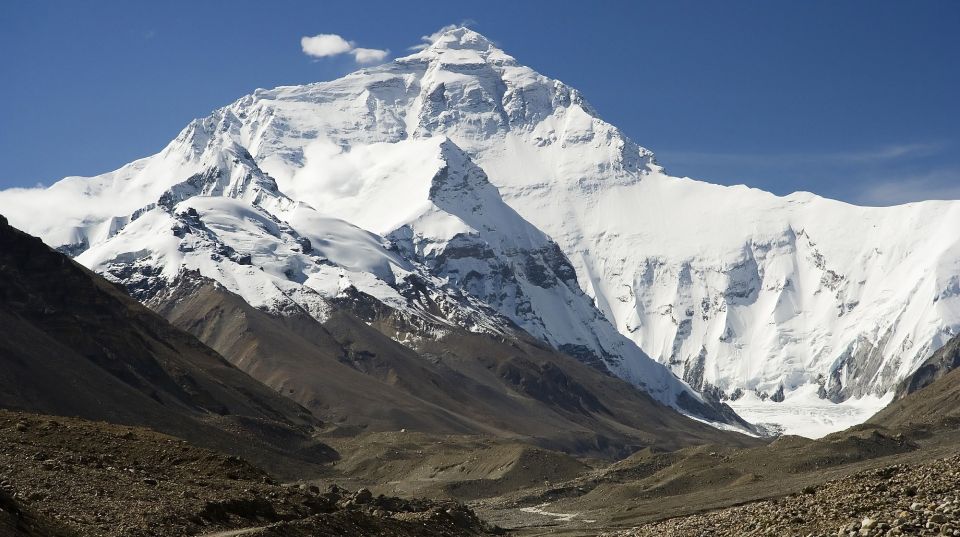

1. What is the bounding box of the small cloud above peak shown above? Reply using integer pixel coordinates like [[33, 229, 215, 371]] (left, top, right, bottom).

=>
[[300, 33, 389, 64], [301, 34, 352, 58]]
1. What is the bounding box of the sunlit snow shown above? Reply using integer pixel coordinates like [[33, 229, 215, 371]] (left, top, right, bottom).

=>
[[728, 385, 894, 438]]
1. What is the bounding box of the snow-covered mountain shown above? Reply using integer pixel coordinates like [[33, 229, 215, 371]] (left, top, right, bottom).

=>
[[2, 27, 958, 435]]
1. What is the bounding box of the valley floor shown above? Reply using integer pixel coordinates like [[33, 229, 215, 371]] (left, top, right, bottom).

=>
[[6, 410, 960, 537], [304, 424, 960, 537], [480, 427, 960, 536]]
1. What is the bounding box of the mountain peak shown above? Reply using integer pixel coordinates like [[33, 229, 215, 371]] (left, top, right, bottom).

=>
[[403, 26, 515, 66], [426, 27, 495, 52]]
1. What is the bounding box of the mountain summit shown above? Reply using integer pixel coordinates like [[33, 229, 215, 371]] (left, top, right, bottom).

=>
[[416, 26, 504, 54], [2, 27, 958, 435]]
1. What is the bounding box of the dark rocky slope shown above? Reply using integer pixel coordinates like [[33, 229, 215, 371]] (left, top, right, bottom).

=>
[[0, 214, 335, 476]]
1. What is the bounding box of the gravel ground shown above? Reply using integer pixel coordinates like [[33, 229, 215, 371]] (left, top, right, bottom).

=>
[[0, 410, 498, 537], [606, 454, 960, 537]]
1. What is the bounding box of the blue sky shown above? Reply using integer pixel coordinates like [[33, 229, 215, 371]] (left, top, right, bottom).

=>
[[1, 0, 958, 205]]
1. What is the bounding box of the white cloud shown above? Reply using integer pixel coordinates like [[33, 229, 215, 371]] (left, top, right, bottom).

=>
[[351, 47, 390, 64], [300, 33, 389, 64], [301, 34, 353, 58]]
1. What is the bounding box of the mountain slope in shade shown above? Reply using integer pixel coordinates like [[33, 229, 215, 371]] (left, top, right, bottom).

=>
[[894, 331, 960, 398], [4, 27, 958, 435], [869, 333, 960, 429], [147, 271, 759, 456], [0, 214, 336, 474]]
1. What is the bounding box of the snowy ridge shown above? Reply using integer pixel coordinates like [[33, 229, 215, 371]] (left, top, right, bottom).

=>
[[73, 153, 516, 339], [2, 26, 957, 435], [67, 131, 709, 411], [380, 139, 688, 396]]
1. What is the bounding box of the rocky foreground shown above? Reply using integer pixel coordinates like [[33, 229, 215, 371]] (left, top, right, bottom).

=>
[[0, 410, 497, 537], [607, 453, 960, 537]]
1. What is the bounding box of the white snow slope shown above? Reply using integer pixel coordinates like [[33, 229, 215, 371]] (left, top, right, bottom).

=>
[[2, 27, 958, 436]]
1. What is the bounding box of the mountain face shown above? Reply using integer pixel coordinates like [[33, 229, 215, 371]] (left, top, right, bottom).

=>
[[0, 214, 335, 475], [2, 27, 958, 434], [892, 332, 960, 400], [869, 332, 960, 430], [144, 271, 758, 455]]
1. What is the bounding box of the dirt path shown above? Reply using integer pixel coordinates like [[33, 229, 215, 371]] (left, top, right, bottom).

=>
[[197, 528, 263, 537]]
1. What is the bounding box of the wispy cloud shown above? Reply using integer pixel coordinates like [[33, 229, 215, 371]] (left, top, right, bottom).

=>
[[410, 24, 459, 51], [855, 168, 960, 206], [656, 142, 958, 205], [658, 142, 947, 171], [840, 142, 946, 163], [300, 33, 389, 64], [409, 21, 477, 51]]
